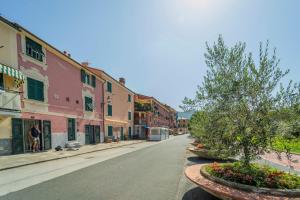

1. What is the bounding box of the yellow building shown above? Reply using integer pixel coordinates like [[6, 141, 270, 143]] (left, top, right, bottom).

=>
[[87, 66, 135, 140], [0, 17, 25, 155]]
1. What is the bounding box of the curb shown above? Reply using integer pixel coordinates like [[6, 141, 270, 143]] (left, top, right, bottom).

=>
[[0, 141, 145, 171]]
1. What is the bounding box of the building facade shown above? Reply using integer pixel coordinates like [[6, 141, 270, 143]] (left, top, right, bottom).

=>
[[0, 17, 106, 155], [0, 17, 25, 155], [134, 94, 174, 139], [88, 66, 134, 140]]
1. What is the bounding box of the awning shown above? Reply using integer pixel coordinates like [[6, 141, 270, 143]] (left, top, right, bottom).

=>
[[0, 63, 25, 88], [0, 63, 25, 81]]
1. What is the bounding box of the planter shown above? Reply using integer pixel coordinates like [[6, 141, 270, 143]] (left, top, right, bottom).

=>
[[185, 164, 300, 200], [188, 147, 227, 160]]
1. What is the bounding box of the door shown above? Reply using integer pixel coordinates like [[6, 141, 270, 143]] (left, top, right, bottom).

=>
[[12, 118, 24, 154], [43, 120, 51, 150], [85, 125, 96, 144], [128, 127, 132, 139], [85, 125, 90, 144], [95, 126, 100, 143], [120, 127, 124, 140], [67, 118, 76, 141], [89, 126, 95, 144], [108, 126, 113, 137]]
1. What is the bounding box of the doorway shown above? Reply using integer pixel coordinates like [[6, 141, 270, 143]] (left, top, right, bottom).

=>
[[23, 119, 42, 152], [85, 125, 101, 144], [67, 118, 76, 141]]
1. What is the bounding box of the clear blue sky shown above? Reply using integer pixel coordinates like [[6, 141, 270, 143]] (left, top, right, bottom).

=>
[[1, 0, 299, 110]]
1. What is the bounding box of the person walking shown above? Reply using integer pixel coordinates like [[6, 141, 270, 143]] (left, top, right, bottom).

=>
[[31, 124, 40, 152]]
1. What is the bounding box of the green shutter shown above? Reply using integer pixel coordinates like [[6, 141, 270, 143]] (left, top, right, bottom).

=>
[[86, 74, 90, 85], [108, 126, 113, 136], [91, 75, 96, 87], [81, 69, 86, 83], [107, 82, 112, 92], [128, 94, 131, 102], [27, 77, 44, 101], [108, 104, 112, 116], [128, 111, 131, 120]]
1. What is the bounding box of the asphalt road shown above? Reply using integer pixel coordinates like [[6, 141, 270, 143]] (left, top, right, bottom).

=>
[[0, 135, 218, 200]]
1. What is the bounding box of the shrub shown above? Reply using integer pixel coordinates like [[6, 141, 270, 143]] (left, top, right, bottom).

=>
[[206, 162, 300, 189]]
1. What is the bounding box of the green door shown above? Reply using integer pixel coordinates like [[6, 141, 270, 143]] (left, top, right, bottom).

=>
[[120, 127, 124, 140], [89, 126, 95, 144], [85, 125, 90, 144], [95, 126, 100, 143], [108, 126, 113, 137], [128, 127, 132, 139], [68, 118, 76, 141], [43, 120, 51, 150], [85, 125, 96, 144], [12, 118, 24, 154]]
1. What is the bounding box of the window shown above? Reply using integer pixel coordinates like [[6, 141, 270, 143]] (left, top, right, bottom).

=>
[[107, 81, 112, 92], [128, 111, 132, 120], [85, 96, 93, 111], [81, 69, 86, 83], [27, 77, 44, 101], [91, 75, 96, 88], [108, 126, 113, 136], [25, 37, 44, 62], [107, 104, 112, 116], [128, 94, 131, 102], [86, 74, 90, 85]]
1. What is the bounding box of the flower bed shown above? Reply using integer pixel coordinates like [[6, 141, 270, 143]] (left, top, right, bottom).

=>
[[204, 162, 300, 190]]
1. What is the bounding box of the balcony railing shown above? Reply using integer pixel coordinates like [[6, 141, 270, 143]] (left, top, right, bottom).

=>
[[0, 88, 21, 112]]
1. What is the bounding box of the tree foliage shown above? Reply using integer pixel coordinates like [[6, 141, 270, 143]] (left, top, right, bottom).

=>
[[183, 35, 300, 167]]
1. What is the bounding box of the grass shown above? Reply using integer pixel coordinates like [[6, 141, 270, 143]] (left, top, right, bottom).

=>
[[272, 137, 300, 154], [205, 162, 300, 189]]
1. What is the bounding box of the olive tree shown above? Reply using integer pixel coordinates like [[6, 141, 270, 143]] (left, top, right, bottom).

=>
[[181, 36, 299, 167]]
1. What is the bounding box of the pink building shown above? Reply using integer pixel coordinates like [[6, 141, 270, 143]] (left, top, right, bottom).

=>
[[0, 17, 105, 154]]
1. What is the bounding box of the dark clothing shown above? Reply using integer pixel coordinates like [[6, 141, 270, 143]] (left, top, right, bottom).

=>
[[31, 127, 40, 138]]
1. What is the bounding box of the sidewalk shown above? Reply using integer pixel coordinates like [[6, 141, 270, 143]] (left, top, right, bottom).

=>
[[0, 140, 145, 171], [261, 152, 300, 172]]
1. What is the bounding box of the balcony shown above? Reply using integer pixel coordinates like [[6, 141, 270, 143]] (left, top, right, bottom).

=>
[[0, 88, 21, 115]]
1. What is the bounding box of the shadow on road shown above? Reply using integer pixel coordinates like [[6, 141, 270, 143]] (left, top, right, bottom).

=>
[[182, 187, 220, 200]]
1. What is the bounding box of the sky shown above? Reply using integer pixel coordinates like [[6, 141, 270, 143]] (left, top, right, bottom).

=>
[[1, 0, 300, 110]]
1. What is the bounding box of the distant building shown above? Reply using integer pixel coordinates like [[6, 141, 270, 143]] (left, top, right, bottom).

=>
[[134, 94, 176, 139]]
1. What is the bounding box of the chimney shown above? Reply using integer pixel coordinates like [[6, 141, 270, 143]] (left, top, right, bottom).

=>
[[68, 53, 71, 57], [119, 77, 125, 85], [63, 51, 67, 55], [82, 62, 89, 66]]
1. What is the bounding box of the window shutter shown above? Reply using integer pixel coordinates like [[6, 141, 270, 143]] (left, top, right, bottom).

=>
[[128, 94, 131, 102], [107, 82, 112, 92], [27, 77, 44, 101], [86, 74, 90, 85], [36, 80, 44, 101], [128, 111, 131, 120], [91, 75, 96, 87], [81, 69, 86, 83], [108, 104, 112, 116]]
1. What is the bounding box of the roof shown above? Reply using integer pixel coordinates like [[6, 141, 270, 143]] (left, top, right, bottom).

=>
[[0, 16, 105, 82], [87, 66, 135, 94]]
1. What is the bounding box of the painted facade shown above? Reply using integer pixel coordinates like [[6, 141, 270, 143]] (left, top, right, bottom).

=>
[[0, 18, 24, 155], [0, 17, 106, 155], [87, 66, 134, 140]]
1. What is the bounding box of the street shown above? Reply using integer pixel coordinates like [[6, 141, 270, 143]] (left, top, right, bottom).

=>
[[0, 135, 217, 200]]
